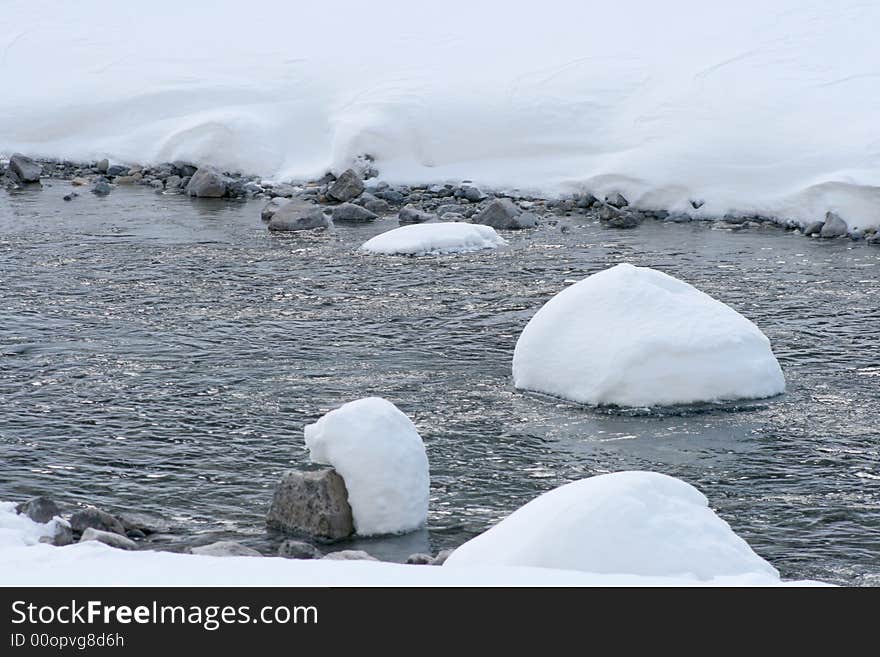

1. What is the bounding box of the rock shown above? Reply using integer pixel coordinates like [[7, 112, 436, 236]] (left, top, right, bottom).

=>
[[457, 185, 486, 203], [374, 189, 406, 204], [278, 540, 323, 560], [71, 177, 90, 186], [80, 527, 137, 550], [9, 153, 42, 183], [16, 496, 61, 523], [431, 549, 455, 566], [598, 203, 641, 228], [270, 183, 297, 198], [150, 179, 164, 189], [115, 174, 141, 185], [321, 550, 378, 561], [117, 511, 171, 536], [44, 520, 74, 547], [173, 161, 198, 178], [473, 198, 537, 229], [96, 158, 109, 173], [185, 166, 229, 198], [190, 541, 261, 557], [107, 165, 129, 177], [267, 205, 332, 232], [606, 192, 629, 208], [266, 468, 354, 539], [91, 180, 112, 195], [867, 231, 880, 244], [440, 212, 466, 222], [359, 193, 391, 214], [326, 169, 364, 202], [69, 507, 126, 536], [332, 202, 378, 222], [820, 211, 848, 238], [398, 205, 437, 224], [261, 197, 292, 222], [63, 192, 78, 202], [164, 175, 182, 190], [405, 553, 434, 565]]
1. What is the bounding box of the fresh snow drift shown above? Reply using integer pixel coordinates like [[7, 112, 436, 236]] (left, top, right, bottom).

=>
[[359, 223, 506, 256], [513, 264, 785, 407], [2, 1, 879, 231], [444, 471, 779, 580], [304, 398, 429, 536]]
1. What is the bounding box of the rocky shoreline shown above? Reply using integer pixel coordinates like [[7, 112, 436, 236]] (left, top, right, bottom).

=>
[[2, 153, 878, 243]]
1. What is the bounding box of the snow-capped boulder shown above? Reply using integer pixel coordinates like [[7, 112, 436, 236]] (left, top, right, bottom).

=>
[[304, 397, 429, 536], [444, 471, 780, 581], [512, 263, 785, 407], [359, 222, 506, 256]]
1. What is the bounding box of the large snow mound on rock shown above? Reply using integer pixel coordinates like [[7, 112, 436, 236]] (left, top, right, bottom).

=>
[[444, 471, 779, 580], [304, 398, 429, 536], [359, 223, 505, 256], [512, 264, 785, 407]]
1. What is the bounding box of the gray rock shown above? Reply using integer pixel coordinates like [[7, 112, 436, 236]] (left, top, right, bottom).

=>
[[69, 507, 126, 536], [457, 185, 486, 203], [96, 158, 109, 173], [190, 541, 261, 557], [440, 212, 466, 222], [374, 189, 406, 204], [117, 511, 172, 536], [91, 180, 112, 195], [321, 550, 378, 561], [398, 205, 437, 224], [431, 549, 455, 566], [267, 205, 332, 232], [9, 153, 42, 183], [164, 175, 182, 190], [332, 202, 378, 222], [266, 468, 354, 539], [327, 169, 364, 202], [405, 553, 434, 565], [436, 203, 463, 215], [43, 520, 74, 547], [63, 192, 78, 202], [473, 198, 536, 229], [867, 231, 880, 244], [150, 179, 164, 189], [107, 165, 129, 177], [820, 211, 848, 238], [185, 166, 229, 198], [173, 161, 198, 177], [16, 496, 61, 523], [270, 183, 297, 198], [261, 197, 292, 222], [598, 203, 641, 228], [278, 540, 323, 560], [605, 192, 629, 208], [80, 527, 137, 550]]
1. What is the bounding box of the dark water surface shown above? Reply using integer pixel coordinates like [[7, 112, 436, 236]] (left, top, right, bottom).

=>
[[1, 184, 878, 584]]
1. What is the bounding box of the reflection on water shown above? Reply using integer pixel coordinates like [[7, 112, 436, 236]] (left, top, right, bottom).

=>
[[1, 185, 878, 584]]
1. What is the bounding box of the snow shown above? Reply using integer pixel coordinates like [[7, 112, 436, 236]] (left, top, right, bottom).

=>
[[444, 472, 778, 580], [359, 223, 506, 256], [2, 1, 878, 232], [0, 500, 824, 587], [513, 264, 785, 407], [304, 397, 429, 536]]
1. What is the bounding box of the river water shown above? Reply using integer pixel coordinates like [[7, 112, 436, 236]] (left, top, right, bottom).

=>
[[1, 184, 878, 584]]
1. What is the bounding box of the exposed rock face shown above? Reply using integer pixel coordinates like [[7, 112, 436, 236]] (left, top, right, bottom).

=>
[[820, 211, 848, 238], [69, 507, 126, 536], [398, 205, 438, 224], [321, 550, 378, 561], [9, 154, 42, 183], [267, 205, 332, 232], [79, 527, 137, 550], [277, 540, 322, 560], [266, 468, 355, 540], [190, 541, 261, 557], [605, 192, 629, 208], [326, 169, 364, 202], [473, 198, 537, 229], [16, 496, 61, 523], [331, 202, 378, 222], [185, 166, 229, 198]]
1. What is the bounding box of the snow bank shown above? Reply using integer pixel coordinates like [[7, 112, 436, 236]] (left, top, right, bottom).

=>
[[513, 264, 785, 407], [444, 471, 778, 580], [0, 502, 824, 586], [304, 398, 429, 536], [359, 223, 506, 256], [3, 1, 879, 231]]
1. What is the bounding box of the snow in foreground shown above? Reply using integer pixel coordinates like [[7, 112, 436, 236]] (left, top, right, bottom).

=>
[[2, 1, 878, 231], [305, 398, 429, 535], [513, 264, 785, 407], [445, 472, 776, 579], [359, 223, 505, 256]]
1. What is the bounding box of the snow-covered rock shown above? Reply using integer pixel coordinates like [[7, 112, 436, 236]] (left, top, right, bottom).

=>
[[444, 471, 779, 581], [512, 263, 785, 407], [359, 223, 506, 256], [304, 398, 429, 536]]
